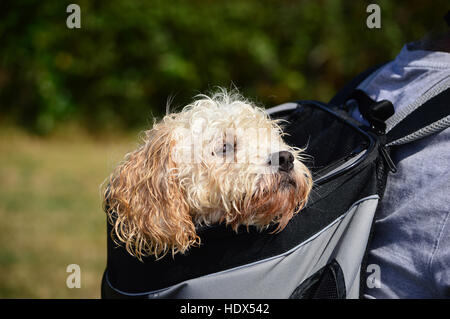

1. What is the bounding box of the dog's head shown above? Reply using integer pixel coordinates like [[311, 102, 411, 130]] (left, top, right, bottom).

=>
[[105, 90, 312, 259]]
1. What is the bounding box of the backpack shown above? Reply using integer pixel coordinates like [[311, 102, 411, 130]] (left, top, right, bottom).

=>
[[101, 64, 450, 299]]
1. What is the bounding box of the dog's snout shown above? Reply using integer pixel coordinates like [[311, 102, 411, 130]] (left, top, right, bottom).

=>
[[269, 151, 294, 172]]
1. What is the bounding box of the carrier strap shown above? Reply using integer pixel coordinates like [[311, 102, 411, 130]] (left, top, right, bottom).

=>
[[331, 61, 450, 146], [386, 86, 450, 146]]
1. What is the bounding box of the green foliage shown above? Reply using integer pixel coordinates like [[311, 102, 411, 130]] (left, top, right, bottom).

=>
[[0, 129, 134, 297], [0, 0, 447, 134]]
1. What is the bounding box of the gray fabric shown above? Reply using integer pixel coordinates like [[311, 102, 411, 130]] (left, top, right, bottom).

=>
[[335, 198, 379, 298], [106, 196, 379, 298], [347, 266, 361, 299], [349, 44, 450, 298]]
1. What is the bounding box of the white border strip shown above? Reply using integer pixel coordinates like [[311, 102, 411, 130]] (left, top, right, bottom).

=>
[[265, 102, 298, 115]]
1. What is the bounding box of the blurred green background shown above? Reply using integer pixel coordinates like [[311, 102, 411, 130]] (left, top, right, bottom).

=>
[[0, 0, 447, 298]]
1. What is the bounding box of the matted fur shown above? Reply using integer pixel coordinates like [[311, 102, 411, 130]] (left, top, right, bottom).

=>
[[103, 89, 312, 260]]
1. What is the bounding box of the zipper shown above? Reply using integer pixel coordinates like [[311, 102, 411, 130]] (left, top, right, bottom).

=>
[[380, 144, 397, 173]]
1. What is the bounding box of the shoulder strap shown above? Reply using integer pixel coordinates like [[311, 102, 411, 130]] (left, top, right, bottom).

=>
[[329, 61, 450, 146], [328, 62, 388, 106], [386, 86, 450, 146]]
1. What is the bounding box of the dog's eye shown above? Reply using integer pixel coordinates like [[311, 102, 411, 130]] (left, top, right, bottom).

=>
[[222, 143, 233, 154], [212, 142, 236, 156]]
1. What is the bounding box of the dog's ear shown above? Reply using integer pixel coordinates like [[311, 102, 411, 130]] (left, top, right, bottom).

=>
[[104, 126, 199, 260]]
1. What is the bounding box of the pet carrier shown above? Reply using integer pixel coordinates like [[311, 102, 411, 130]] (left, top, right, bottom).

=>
[[101, 67, 450, 299]]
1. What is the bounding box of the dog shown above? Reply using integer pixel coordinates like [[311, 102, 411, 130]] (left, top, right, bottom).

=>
[[104, 89, 312, 260]]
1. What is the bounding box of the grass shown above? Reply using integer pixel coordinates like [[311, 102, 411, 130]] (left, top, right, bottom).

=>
[[0, 126, 139, 298]]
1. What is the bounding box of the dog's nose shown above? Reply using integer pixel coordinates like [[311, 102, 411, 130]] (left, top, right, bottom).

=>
[[269, 151, 294, 172]]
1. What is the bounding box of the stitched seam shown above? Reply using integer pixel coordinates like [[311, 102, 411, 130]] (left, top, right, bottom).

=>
[[387, 116, 450, 146], [427, 210, 450, 295], [402, 65, 450, 70]]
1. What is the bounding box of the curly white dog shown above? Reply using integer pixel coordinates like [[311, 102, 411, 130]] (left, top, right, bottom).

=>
[[104, 89, 312, 259]]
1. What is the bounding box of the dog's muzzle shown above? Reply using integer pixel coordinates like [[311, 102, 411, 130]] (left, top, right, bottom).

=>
[[269, 151, 294, 173]]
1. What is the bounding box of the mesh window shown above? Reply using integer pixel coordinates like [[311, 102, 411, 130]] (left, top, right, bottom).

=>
[[272, 102, 369, 176], [289, 259, 346, 299]]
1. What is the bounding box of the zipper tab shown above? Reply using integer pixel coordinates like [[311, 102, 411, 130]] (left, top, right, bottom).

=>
[[380, 145, 397, 173]]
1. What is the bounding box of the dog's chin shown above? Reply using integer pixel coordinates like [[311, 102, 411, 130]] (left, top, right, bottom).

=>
[[215, 171, 305, 231], [278, 172, 297, 190]]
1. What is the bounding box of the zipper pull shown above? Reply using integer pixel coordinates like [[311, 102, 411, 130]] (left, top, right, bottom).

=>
[[380, 145, 397, 173]]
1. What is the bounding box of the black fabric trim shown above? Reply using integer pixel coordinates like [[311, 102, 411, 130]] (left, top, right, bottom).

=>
[[386, 87, 450, 144], [278, 101, 376, 181]]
